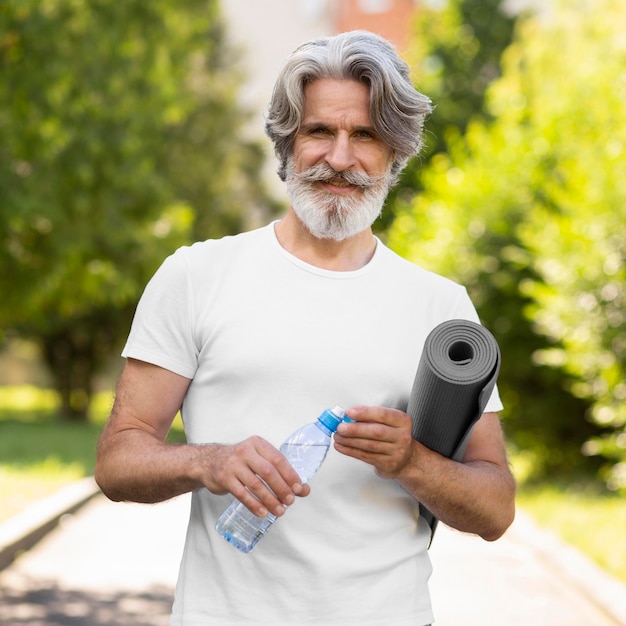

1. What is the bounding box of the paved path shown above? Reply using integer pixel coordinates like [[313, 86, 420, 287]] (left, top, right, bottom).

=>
[[1, 491, 625, 625], [0, 495, 187, 626], [429, 517, 626, 625]]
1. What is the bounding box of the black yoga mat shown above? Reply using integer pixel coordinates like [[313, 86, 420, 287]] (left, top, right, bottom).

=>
[[406, 319, 501, 542]]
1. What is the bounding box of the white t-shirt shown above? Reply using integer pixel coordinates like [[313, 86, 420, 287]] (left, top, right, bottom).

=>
[[122, 222, 503, 626]]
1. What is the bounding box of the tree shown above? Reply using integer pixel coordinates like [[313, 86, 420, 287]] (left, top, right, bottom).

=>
[[379, 0, 517, 230], [508, 0, 626, 490], [389, 0, 626, 487], [0, 1, 276, 419]]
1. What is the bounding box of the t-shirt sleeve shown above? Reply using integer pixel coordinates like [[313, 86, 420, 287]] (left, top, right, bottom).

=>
[[122, 248, 198, 379], [450, 288, 504, 414]]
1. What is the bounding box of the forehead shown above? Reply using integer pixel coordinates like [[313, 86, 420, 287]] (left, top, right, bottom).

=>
[[301, 78, 372, 126]]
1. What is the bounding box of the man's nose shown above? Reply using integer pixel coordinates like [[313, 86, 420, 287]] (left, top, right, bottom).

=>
[[324, 134, 357, 172]]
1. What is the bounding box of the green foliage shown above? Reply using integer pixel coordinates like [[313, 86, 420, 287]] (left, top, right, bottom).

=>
[[517, 480, 626, 584], [390, 0, 626, 488], [0, 1, 276, 418], [408, 0, 516, 153], [380, 0, 516, 231], [507, 0, 626, 490], [0, 385, 185, 521], [0, 385, 103, 521]]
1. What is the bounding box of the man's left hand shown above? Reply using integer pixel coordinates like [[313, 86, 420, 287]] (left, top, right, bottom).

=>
[[334, 406, 416, 479]]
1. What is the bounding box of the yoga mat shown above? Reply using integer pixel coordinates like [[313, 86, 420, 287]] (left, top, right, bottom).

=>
[[406, 319, 501, 542]]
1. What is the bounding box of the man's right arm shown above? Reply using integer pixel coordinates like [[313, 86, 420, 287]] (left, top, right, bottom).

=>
[[95, 358, 308, 516]]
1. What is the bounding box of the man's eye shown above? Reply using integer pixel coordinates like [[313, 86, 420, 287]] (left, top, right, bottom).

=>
[[356, 130, 374, 139]]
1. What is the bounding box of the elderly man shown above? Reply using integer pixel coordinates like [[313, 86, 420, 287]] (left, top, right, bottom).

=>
[[96, 30, 515, 626]]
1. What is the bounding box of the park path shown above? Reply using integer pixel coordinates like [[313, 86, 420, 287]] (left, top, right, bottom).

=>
[[0, 489, 625, 625]]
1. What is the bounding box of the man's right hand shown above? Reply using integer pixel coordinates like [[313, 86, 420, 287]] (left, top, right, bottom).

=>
[[191, 437, 309, 518], [96, 358, 309, 516]]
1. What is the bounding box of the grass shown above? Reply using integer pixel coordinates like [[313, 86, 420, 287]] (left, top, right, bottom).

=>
[[0, 386, 107, 523], [0, 385, 184, 523], [516, 481, 626, 585], [0, 461, 90, 522], [2, 386, 625, 587]]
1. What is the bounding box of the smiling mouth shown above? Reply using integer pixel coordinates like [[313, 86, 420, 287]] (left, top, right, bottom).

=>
[[323, 178, 356, 189]]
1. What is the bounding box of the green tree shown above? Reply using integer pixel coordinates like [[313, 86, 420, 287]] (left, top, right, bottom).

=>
[[0, 1, 276, 419], [509, 1, 626, 491], [389, 0, 626, 486], [380, 0, 517, 230]]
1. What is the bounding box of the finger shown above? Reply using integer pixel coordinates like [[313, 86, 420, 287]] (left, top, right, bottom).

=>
[[211, 439, 289, 516], [211, 437, 311, 516], [334, 439, 411, 477], [336, 419, 407, 453], [333, 439, 383, 466], [231, 472, 312, 518], [334, 417, 416, 477], [253, 440, 307, 503], [334, 430, 393, 453], [238, 466, 293, 517], [341, 406, 411, 430], [245, 438, 314, 512], [229, 476, 273, 518]]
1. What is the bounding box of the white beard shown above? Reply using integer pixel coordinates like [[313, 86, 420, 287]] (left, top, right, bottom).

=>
[[284, 160, 392, 241]]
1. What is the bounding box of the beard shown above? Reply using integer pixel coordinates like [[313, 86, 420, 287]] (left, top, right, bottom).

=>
[[284, 159, 392, 241]]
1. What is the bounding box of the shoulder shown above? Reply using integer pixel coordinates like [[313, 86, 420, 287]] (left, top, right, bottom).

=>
[[375, 241, 465, 295], [372, 241, 477, 322], [155, 224, 272, 282], [177, 224, 269, 264]]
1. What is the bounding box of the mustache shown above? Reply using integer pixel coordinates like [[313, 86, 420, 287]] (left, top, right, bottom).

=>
[[292, 163, 388, 188]]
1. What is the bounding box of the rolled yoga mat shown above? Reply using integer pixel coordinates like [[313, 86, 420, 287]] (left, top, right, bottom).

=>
[[406, 319, 501, 542]]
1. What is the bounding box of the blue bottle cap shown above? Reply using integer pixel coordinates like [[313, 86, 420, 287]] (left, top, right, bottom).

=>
[[318, 406, 346, 432]]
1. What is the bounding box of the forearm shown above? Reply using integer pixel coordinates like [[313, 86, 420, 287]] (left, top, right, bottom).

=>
[[335, 408, 516, 541], [96, 424, 309, 518], [95, 428, 213, 504], [398, 441, 516, 541]]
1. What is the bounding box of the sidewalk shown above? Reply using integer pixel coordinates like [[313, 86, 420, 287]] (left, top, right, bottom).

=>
[[0, 484, 625, 626], [0, 488, 188, 626], [429, 516, 626, 625]]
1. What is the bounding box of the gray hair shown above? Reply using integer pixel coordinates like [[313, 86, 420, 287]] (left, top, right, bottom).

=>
[[265, 30, 432, 183]]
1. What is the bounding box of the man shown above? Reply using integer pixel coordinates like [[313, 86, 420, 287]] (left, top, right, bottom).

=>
[[96, 30, 515, 625]]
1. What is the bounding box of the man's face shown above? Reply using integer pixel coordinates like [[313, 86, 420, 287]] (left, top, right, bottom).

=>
[[285, 78, 395, 241]]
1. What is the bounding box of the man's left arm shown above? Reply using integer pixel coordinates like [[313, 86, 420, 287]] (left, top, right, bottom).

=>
[[334, 408, 516, 541]]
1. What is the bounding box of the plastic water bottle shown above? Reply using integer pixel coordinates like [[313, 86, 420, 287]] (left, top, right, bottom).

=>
[[215, 405, 349, 553]]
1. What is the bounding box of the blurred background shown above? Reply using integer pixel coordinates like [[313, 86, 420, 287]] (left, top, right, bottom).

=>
[[1, 0, 625, 586]]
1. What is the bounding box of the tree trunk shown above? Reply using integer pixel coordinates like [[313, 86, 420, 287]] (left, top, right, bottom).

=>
[[39, 317, 117, 421]]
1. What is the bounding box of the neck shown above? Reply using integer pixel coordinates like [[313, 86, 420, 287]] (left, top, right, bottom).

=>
[[274, 210, 377, 271]]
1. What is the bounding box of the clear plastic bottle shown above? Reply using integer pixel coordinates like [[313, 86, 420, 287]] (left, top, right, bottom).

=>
[[215, 405, 348, 553]]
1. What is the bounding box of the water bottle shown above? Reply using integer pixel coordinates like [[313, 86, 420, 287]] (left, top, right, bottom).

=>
[[215, 405, 349, 553]]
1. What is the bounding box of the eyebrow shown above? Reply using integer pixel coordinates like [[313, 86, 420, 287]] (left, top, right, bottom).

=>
[[299, 121, 331, 131], [299, 121, 377, 135]]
